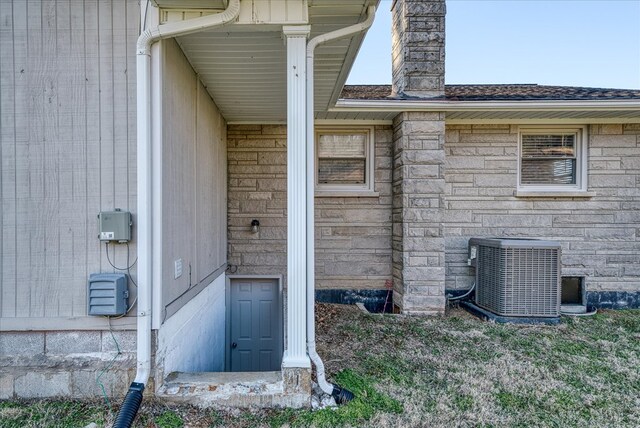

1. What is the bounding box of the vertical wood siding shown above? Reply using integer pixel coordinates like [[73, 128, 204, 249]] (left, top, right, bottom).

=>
[[160, 39, 227, 321], [0, 0, 139, 326]]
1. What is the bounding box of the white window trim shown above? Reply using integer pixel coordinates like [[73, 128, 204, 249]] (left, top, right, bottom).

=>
[[314, 126, 378, 197], [516, 125, 590, 196]]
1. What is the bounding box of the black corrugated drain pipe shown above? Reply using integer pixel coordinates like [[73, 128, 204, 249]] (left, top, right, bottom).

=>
[[331, 384, 355, 405], [113, 382, 145, 428]]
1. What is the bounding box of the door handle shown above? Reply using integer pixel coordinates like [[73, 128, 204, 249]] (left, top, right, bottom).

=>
[[231, 342, 237, 349]]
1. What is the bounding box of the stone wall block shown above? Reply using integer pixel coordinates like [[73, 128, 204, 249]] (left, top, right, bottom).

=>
[[228, 152, 258, 161], [408, 164, 440, 178], [283, 367, 312, 396], [258, 152, 287, 165], [474, 174, 516, 187], [404, 1, 446, 16], [590, 134, 636, 147], [589, 175, 635, 188], [46, 332, 101, 355], [404, 149, 445, 164], [402, 178, 445, 195], [614, 211, 640, 223], [403, 267, 446, 281], [0, 373, 13, 399], [402, 295, 446, 312], [101, 331, 136, 353], [15, 372, 71, 398], [71, 370, 130, 399], [406, 120, 445, 134], [409, 198, 438, 208], [0, 332, 44, 356], [599, 124, 623, 135], [403, 237, 445, 252]]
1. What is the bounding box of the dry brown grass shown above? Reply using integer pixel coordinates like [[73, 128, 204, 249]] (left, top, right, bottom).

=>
[[314, 304, 640, 427], [1, 304, 638, 428]]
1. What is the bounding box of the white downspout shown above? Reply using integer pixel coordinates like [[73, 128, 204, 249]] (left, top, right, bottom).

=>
[[305, 6, 376, 396], [133, 0, 241, 388]]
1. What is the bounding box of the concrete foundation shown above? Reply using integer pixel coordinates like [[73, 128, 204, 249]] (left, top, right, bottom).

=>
[[157, 369, 311, 408], [0, 330, 137, 399]]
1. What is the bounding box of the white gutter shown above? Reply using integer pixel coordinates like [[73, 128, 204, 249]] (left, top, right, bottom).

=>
[[134, 0, 240, 387], [305, 5, 376, 396], [333, 98, 640, 112]]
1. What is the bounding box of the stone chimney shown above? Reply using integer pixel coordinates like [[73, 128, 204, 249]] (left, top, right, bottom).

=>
[[390, 0, 447, 315], [391, 0, 446, 98]]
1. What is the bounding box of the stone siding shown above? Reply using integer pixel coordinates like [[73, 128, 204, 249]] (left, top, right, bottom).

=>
[[227, 125, 393, 289], [0, 330, 137, 399], [444, 124, 640, 294], [392, 112, 447, 314]]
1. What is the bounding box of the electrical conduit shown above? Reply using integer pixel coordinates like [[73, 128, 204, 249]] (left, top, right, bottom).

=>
[[305, 5, 376, 404], [114, 2, 241, 427]]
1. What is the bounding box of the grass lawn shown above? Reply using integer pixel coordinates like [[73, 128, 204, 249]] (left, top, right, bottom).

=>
[[1, 304, 639, 427]]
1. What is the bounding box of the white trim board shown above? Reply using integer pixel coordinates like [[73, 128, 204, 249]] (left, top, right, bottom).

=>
[[0, 316, 137, 331], [333, 99, 640, 112], [446, 117, 640, 125]]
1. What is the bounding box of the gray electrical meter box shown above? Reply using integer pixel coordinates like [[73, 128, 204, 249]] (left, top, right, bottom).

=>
[[88, 273, 129, 316], [99, 210, 132, 242]]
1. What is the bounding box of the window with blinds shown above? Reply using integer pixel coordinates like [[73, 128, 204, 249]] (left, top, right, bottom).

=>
[[520, 133, 577, 185], [315, 128, 374, 193], [518, 127, 586, 192]]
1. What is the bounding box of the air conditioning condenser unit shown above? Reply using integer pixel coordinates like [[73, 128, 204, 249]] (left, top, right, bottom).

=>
[[468, 238, 561, 318]]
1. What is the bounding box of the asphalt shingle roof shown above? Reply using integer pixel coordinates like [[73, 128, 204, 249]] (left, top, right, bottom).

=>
[[340, 84, 640, 101]]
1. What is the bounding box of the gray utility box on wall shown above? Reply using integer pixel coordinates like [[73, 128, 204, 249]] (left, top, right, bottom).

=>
[[88, 273, 129, 316], [468, 238, 561, 318], [98, 210, 132, 242]]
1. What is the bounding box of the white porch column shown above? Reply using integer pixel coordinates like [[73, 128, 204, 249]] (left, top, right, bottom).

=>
[[282, 25, 311, 369]]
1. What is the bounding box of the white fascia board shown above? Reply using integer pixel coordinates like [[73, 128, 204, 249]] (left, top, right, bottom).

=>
[[446, 117, 640, 125], [332, 99, 640, 112]]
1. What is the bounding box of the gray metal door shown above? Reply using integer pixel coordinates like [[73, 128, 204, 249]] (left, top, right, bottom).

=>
[[229, 278, 283, 372]]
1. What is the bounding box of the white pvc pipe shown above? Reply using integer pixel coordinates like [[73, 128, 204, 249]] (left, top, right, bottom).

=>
[[305, 6, 376, 395], [134, 0, 240, 387]]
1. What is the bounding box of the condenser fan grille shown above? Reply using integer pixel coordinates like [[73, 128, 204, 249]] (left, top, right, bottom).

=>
[[471, 238, 561, 317]]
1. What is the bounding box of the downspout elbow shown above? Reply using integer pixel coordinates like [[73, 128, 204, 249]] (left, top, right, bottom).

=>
[[136, 29, 159, 55], [136, 0, 240, 55], [307, 5, 376, 55]]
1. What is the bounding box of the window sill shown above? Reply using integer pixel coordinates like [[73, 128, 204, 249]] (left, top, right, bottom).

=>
[[315, 190, 380, 198], [515, 190, 596, 198]]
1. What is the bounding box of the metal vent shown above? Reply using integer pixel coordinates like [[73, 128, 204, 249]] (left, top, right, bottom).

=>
[[469, 238, 561, 317], [88, 273, 129, 316]]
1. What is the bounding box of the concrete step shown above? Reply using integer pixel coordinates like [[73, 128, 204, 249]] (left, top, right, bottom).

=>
[[157, 371, 309, 408]]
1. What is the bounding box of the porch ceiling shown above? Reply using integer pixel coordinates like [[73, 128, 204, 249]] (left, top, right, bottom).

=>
[[171, 0, 378, 123]]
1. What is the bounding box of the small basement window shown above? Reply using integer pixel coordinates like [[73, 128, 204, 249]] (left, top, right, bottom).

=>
[[518, 126, 588, 194], [561, 277, 585, 306], [315, 127, 375, 196]]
